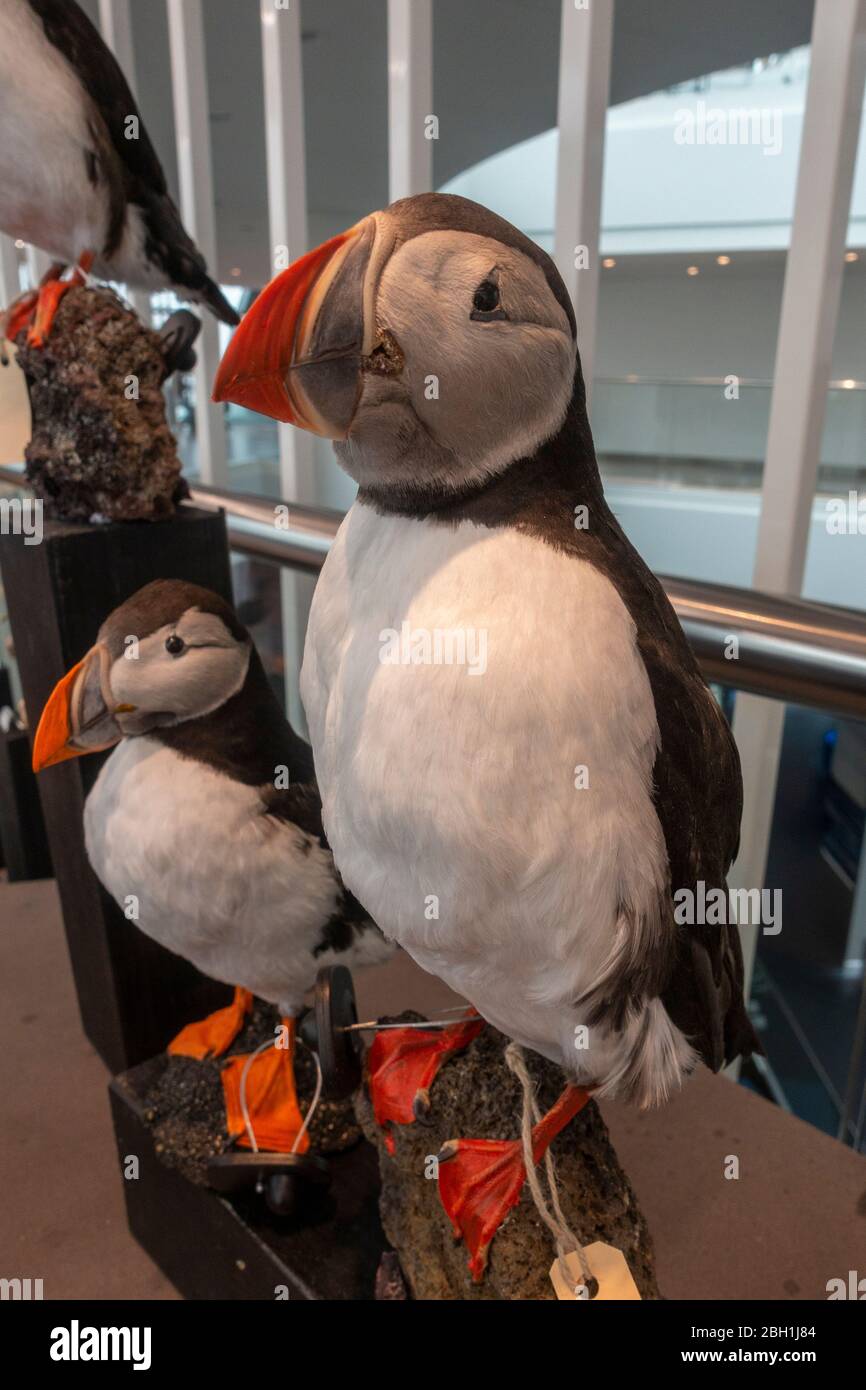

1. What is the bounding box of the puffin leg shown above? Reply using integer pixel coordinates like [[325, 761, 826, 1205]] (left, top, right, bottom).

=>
[[168, 985, 254, 1060], [221, 1017, 310, 1154], [26, 251, 95, 347], [367, 1014, 484, 1154], [437, 1083, 592, 1281]]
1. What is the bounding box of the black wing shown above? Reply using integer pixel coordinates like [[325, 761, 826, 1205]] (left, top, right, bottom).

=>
[[28, 0, 168, 197], [261, 780, 383, 958], [589, 508, 758, 1071], [28, 0, 239, 324]]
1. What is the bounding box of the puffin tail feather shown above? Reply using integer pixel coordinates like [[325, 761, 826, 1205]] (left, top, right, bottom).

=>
[[137, 189, 240, 326]]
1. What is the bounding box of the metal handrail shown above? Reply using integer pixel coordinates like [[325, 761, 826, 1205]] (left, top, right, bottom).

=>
[[186, 482, 866, 722], [3, 465, 866, 720], [594, 373, 866, 391]]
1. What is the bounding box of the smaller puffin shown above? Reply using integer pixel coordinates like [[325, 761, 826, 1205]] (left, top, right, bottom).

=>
[[0, 0, 239, 345], [32, 579, 392, 1150]]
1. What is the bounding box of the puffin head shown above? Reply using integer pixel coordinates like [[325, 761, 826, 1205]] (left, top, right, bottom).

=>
[[213, 193, 578, 502], [32, 580, 251, 771]]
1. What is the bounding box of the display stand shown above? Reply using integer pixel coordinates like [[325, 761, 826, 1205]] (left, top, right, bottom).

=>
[[0, 725, 52, 880], [0, 507, 235, 1072], [109, 1058, 385, 1300]]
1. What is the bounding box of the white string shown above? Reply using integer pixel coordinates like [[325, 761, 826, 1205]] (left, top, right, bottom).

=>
[[238, 1035, 275, 1153], [292, 1035, 323, 1154], [237, 1028, 324, 1156], [504, 1041, 596, 1294]]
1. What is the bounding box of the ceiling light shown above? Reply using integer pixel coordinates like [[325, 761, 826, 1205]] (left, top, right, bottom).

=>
[[602, 257, 616, 268], [687, 265, 699, 276], [716, 255, 731, 266], [844, 251, 859, 263]]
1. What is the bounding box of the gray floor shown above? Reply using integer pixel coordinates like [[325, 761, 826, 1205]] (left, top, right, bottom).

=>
[[0, 879, 178, 1300]]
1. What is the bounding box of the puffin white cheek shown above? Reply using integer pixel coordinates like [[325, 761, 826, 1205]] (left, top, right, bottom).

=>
[[110, 645, 250, 723], [412, 325, 574, 464]]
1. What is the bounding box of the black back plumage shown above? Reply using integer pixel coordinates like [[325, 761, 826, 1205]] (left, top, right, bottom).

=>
[[26, 0, 238, 325]]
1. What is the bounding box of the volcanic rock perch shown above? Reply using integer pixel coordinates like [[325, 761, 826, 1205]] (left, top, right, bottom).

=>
[[357, 1020, 662, 1301], [14, 284, 187, 522]]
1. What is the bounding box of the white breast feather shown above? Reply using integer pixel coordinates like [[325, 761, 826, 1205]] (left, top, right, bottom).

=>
[[0, 0, 112, 263], [301, 505, 697, 1105], [84, 738, 343, 1015]]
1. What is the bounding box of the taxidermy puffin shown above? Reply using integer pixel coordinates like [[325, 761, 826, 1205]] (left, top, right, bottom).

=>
[[0, 0, 238, 346], [32, 579, 391, 1151], [214, 192, 758, 1274]]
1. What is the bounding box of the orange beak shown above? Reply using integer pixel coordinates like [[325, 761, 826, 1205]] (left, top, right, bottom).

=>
[[212, 218, 378, 437], [32, 644, 124, 772]]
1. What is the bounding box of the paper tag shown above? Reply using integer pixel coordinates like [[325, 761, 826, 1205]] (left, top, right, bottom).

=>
[[549, 1242, 642, 1301]]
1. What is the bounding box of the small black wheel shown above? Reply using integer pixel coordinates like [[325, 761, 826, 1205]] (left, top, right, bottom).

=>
[[207, 1151, 330, 1217], [314, 964, 362, 1099], [264, 1153, 330, 1215]]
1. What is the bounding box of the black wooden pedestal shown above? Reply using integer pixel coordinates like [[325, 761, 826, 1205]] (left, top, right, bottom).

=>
[[110, 1059, 386, 1300], [0, 508, 235, 1072], [0, 726, 52, 880]]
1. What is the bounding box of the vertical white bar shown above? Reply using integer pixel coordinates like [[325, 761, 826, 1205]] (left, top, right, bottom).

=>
[[553, 0, 614, 408], [24, 245, 52, 287], [387, 0, 433, 203], [0, 237, 21, 306], [731, 0, 866, 996], [98, 0, 152, 323], [260, 0, 312, 504], [260, 0, 314, 729], [166, 0, 228, 486]]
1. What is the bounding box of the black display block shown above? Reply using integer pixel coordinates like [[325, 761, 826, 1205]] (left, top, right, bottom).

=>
[[0, 726, 52, 880], [110, 1059, 386, 1300], [0, 508, 236, 1072]]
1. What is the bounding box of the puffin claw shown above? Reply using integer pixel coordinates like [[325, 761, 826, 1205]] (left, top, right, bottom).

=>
[[412, 1087, 432, 1122], [367, 1014, 484, 1147]]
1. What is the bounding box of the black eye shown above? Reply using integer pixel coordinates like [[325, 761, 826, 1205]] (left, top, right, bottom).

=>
[[165, 634, 185, 655], [470, 279, 507, 322]]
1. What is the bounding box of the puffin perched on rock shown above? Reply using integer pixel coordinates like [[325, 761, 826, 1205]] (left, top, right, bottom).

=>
[[214, 192, 759, 1275], [33, 579, 391, 1150], [0, 0, 238, 345]]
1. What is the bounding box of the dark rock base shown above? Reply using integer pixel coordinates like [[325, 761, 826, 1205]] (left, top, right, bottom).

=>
[[141, 1000, 361, 1185], [356, 1020, 662, 1300], [17, 284, 183, 522]]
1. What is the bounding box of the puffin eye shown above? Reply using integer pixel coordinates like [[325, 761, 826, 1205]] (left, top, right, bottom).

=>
[[165, 634, 185, 656], [470, 279, 507, 321]]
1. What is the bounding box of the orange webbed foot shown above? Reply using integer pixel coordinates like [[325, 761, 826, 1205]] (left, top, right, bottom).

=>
[[168, 985, 254, 1060], [25, 252, 95, 347], [221, 1017, 309, 1154], [367, 1013, 484, 1154], [437, 1083, 593, 1280], [3, 290, 38, 344]]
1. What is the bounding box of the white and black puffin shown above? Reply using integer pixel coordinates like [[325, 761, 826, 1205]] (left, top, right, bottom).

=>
[[214, 193, 759, 1266], [0, 0, 238, 345], [33, 579, 391, 1146]]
